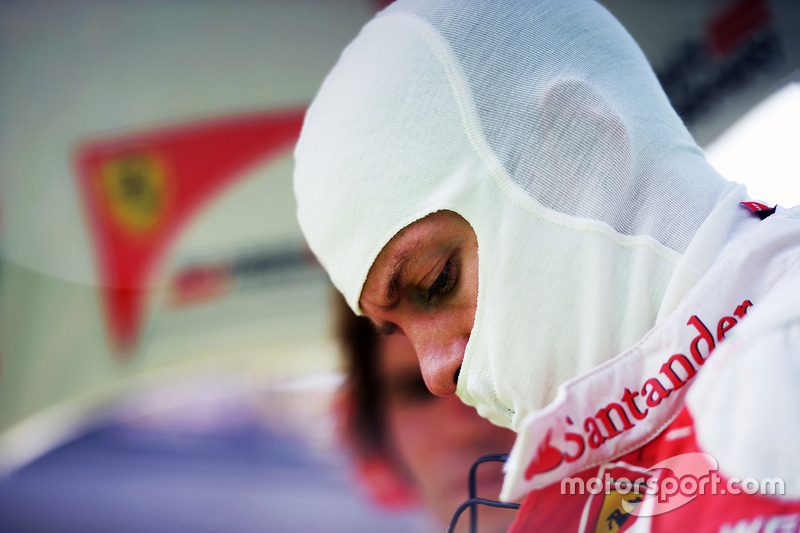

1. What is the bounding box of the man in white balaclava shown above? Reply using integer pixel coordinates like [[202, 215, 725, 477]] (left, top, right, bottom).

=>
[[294, 0, 800, 530]]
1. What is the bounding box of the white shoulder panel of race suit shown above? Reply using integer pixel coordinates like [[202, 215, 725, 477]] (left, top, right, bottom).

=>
[[687, 205, 800, 498]]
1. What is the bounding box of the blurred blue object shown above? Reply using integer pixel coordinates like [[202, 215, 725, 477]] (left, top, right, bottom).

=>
[[0, 393, 428, 533]]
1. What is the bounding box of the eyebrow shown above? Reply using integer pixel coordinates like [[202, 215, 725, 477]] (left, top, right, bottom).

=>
[[381, 248, 415, 311]]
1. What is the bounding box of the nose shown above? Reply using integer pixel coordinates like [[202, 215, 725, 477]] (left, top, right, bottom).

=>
[[414, 335, 468, 396]]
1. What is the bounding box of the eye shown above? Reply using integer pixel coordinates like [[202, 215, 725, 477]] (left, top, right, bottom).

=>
[[426, 258, 457, 303]]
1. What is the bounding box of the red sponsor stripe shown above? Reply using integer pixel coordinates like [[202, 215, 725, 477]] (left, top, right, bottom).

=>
[[740, 201, 771, 213]]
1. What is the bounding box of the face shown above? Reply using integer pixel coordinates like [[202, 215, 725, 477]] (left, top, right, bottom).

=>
[[378, 331, 517, 532], [359, 210, 479, 396]]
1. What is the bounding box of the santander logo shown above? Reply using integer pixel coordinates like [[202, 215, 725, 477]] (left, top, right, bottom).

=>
[[523, 298, 753, 482]]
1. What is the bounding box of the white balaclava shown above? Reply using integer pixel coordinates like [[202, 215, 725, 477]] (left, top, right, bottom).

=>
[[294, 0, 751, 432]]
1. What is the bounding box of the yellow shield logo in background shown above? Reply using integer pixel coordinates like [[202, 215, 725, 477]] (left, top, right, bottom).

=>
[[99, 153, 169, 234]]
